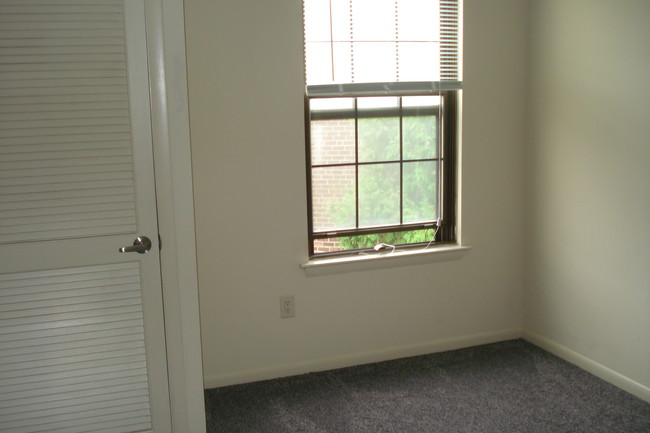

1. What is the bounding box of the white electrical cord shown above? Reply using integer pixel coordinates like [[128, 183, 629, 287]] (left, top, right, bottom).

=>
[[419, 218, 443, 251]]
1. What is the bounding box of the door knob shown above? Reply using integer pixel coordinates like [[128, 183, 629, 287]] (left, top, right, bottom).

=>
[[119, 236, 152, 254]]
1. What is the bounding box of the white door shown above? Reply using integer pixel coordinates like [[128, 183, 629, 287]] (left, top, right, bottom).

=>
[[0, 1, 172, 432]]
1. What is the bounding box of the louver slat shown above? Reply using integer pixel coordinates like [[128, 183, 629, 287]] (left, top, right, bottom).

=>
[[0, 262, 152, 433], [0, 0, 137, 244]]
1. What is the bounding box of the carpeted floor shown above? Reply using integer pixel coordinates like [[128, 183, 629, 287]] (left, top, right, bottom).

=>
[[204, 339, 650, 433]]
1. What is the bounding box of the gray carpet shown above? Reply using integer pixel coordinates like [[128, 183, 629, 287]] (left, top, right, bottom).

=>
[[204, 339, 650, 432]]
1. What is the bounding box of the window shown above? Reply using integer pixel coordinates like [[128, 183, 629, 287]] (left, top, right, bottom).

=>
[[303, 0, 462, 257]]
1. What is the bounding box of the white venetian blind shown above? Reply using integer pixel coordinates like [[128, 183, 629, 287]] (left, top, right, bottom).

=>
[[303, 0, 461, 86], [0, 0, 137, 244], [0, 262, 152, 433]]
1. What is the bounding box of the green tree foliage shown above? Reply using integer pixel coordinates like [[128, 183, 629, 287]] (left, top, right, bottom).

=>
[[329, 112, 439, 250], [335, 228, 436, 251]]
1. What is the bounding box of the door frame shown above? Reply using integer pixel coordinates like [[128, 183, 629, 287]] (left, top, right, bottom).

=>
[[143, 1, 205, 432]]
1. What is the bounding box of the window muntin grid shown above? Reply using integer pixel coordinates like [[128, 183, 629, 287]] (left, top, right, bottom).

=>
[[306, 90, 456, 256]]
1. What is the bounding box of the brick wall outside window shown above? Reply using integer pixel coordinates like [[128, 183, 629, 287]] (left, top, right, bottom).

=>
[[310, 119, 355, 253]]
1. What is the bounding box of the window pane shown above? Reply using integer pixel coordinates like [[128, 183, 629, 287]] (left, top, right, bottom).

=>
[[402, 95, 440, 108], [357, 97, 398, 110], [314, 227, 436, 254], [332, 42, 353, 84], [359, 163, 400, 227], [303, 0, 332, 42], [358, 101, 399, 162], [353, 42, 397, 83], [398, 42, 440, 82], [403, 161, 438, 224], [312, 166, 356, 232], [310, 98, 354, 112], [330, 0, 351, 41], [403, 115, 437, 160], [305, 42, 333, 85], [402, 96, 439, 160], [351, 0, 394, 41], [398, 0, 439, 41], [310, 119, 355, 165]]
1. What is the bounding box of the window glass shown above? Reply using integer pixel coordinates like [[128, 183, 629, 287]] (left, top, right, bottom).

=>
[[403, 161, 438, 223], [403, 115, 437, 161], [358, 117, 399, 163], [314, 227, 436, 254], [358, 163, 400, 227], [310, 118, 355, 166], [311, 166, 356, 232]]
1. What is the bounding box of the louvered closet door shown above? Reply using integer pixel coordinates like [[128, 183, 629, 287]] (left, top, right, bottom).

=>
[[0, 1, 172, 432]]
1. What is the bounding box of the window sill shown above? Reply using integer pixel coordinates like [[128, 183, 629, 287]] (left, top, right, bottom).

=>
[[301, 244, 471, 276]]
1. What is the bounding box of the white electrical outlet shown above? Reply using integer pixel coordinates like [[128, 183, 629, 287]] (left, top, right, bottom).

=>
[[280, 295, 295, 319]]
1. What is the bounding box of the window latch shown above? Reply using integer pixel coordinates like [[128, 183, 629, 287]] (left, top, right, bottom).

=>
[[373, 243, 395, 252]]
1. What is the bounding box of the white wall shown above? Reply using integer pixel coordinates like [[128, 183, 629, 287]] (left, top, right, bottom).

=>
[[184, 0, 528, 387], [525, 0, 650, 393]]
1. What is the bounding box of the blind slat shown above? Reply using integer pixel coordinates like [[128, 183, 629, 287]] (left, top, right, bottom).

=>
[[304, 0, 461, 85]]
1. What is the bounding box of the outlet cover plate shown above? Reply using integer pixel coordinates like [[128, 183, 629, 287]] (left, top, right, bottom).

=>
[[280, 295, 295, 319]]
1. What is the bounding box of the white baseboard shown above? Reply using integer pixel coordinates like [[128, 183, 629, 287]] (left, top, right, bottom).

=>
[[204, 327, 521, 389], [522, 329, 650, 403]]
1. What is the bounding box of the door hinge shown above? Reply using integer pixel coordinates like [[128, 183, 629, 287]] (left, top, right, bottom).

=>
[[158, 234, 162, 250]]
